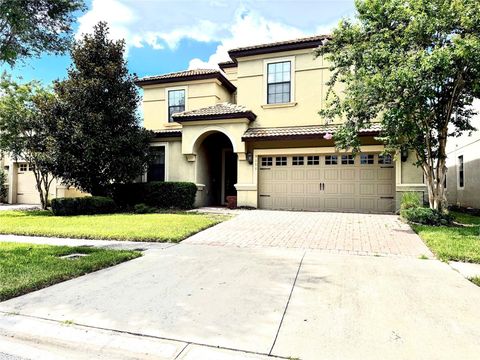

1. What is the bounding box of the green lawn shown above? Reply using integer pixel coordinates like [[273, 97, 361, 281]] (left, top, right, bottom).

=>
[[412, 211, 480, 263], [0, 242, 140, 301], [0, 211, 226, 242]]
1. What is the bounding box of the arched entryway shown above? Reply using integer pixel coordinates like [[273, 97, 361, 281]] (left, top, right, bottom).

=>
[[196, 132, 237, 206]]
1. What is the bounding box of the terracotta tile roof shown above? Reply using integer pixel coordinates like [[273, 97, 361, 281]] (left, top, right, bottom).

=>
[[135, 69, 236, 93], [242, 123, 382, 140], [218, 60, 237, 69], [228, 35, 331, 59], [173, 103, 256, 122], [152, 129, 182, 138]]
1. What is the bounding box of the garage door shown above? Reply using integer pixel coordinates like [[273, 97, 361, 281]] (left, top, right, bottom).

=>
[[258, 153, 395, 213], [16, 163, 40, 204]]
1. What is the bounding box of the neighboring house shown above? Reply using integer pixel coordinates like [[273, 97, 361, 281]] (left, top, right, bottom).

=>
[[446, 100, 480, 209], [1, 153, 83, 205], [135, 35, 425, 213]]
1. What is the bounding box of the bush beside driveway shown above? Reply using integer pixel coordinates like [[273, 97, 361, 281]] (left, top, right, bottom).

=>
[[0, 211, 227, 242]]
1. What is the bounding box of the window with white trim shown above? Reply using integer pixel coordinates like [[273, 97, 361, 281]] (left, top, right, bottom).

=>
[[325, 155, 338, 165], [275, 156, 287, 166], [307, 156, 320, 165], [261, 157, 273, 167], [292, 156, 304, 166], [168, 89, 185, 122], [458, 155, 464, 188], [267, 61, 291, 104], [341, 155, 355, 165], [18, 163, 28, 172]]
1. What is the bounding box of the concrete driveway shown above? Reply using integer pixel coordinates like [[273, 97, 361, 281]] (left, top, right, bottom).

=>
[[1, 211, 479, 359]]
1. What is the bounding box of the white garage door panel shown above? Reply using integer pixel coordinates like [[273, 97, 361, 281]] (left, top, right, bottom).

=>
[[16, 166, 41, 204], [258, 153, 395, 213]]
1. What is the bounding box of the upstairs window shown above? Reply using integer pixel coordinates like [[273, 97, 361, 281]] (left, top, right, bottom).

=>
[[267, 61, 291, 104], [168, 89, 185, 122]]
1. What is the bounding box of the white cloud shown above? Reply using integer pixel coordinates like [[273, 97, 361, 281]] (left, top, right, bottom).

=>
[[76, 0, 139, 48], [76, 0, 342, 69], [188, 7, 307, 69]]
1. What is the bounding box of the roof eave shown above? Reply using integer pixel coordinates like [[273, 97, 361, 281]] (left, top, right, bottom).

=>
[[152, 130, 182, 139], [174, 111, 257, 123], [242, 130, 381, 142], [135, 73, 237, 93], [228, 39, 328, 60]]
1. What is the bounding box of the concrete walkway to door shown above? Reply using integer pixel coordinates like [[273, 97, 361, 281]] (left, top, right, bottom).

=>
[[184, 210, 433, 258]]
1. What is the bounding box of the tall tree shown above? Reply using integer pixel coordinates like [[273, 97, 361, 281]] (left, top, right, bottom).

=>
[[51, 22, 152, 196], [0, 0, 85, 65], [317, 0, 480, 212], [0, 75, 57, 209]]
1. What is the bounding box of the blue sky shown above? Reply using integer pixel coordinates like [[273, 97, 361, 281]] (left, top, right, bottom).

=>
[[1, 0, 355, 85]]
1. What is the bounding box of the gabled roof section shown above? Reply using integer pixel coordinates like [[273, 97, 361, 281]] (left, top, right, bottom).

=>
[[228, 35, 331, 60], [242, 123, 382, 141], [135, 69, 236, 93], [172, 103, 256, 122]]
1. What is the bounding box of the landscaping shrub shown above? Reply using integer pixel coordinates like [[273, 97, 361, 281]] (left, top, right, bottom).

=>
[[401, 207, 453, 226], [134, 203, 156, 214], [110, 182, 197, 210], [51, 196, 116, 216], [400, 192, 421, 210]]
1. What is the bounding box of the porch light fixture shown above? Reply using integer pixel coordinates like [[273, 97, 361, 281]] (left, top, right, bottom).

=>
[[247, 152, 254, 165], [401, 148, 409, 162]]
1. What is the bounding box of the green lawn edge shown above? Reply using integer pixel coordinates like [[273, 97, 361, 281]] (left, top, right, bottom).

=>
[[0, 211, 228, 242], [0, 242, 141, 301], [410, 210, 480, 264]]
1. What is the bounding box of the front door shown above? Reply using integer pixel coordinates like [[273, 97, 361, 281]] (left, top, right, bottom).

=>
[[222, 149, 237, 203]]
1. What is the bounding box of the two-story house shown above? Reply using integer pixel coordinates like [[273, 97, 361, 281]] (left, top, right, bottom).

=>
[[136, 35, 426, 213]]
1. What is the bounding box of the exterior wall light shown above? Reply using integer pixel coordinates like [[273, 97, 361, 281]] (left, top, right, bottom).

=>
[[246, 152, 253, 165], [401, 148, 409, 162]]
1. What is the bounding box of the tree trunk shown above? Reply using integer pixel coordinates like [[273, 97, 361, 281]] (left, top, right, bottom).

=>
[[33, 168, 53, 210], [423, 160, 447, 213]]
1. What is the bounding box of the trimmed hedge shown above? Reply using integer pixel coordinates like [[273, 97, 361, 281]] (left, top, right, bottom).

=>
[[110, 182, 197, 210], [401, 207, 453, 226], [51, 196, 116, 216]]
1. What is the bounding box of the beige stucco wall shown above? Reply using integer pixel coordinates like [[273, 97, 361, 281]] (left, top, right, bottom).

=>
[[394, 150, 427, 209], [222, 67, 238, 86], [234, 49, 345, 128], [446, 102, 480, 208], [142, 80, 233, 131]]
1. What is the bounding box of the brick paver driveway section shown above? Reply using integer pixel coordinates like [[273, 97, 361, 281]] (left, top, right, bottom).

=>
[[184, 210, 433, 258]]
